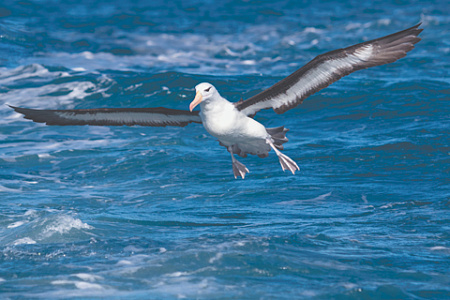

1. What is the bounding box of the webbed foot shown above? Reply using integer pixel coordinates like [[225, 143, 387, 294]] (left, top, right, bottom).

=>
[[232, 159, 249, 179]]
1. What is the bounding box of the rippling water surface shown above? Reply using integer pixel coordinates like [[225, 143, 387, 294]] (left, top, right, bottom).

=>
[[1, 0, 449, 298]]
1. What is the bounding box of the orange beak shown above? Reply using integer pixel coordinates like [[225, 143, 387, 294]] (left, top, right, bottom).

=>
[[189, 91, 203, 112]]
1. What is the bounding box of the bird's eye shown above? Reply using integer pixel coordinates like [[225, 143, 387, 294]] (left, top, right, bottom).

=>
[[205, 87, 211, 92]]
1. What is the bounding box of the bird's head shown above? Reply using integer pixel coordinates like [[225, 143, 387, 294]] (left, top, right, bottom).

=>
[[189, 82, 218, 111]]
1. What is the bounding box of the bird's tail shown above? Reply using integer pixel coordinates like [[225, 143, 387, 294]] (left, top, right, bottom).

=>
[[266, 126, 289, 150]]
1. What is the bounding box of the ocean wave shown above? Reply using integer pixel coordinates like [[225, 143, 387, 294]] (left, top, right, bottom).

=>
[[1, 64, 115, 119], [13, 21, 410, 75], [40, 215, 93, 239], [0, 64, 70, 86], [2, 212, 93, 246]]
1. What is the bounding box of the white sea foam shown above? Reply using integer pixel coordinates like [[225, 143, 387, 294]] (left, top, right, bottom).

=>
[[12, 237, 37, 245], [72, 67, 86, 72], [74, 281, 105, 290], [4, 81, 94, 110], [52, 280, 106, 290], [361, 195, 368, 204], [73, 273, 103, 282], [430, 246, 449, 251], [1, 65, 115, 120], [24, 209, 36, 216], [41, 215, 93, 238], [7, 221, 25, 228], [0, 64, 69, 85], [117, 260, 134, 266], [112, 254, 154, 276], [276, 192, 332, 205], [167, 271, 190, 277], [208, 252, 223, 264], [4, 138, 125, 161], [342, 283, 358, 289]]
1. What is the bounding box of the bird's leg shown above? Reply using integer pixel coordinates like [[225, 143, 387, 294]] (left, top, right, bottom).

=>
[[228, 146, 249, 179], [267, 139, 300, 175]]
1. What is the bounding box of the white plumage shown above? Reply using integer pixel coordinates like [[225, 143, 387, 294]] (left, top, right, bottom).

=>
[[190, 82, 298, 178]]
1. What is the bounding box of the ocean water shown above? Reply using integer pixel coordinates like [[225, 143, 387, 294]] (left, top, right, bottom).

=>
[[0, 0, 449, 298]]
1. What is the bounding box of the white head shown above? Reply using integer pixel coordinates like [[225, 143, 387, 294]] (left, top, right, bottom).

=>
[[189, 82, 219, 111]]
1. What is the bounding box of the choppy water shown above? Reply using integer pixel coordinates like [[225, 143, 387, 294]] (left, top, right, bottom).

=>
[[1, 0, 449, 299]]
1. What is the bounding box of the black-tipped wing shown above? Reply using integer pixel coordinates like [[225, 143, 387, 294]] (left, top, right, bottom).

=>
[[10, 106, 202, 127], [236, 23, 423, 116]]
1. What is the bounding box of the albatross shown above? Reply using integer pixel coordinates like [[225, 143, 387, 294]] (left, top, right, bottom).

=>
[[10, 24, 423, 178]]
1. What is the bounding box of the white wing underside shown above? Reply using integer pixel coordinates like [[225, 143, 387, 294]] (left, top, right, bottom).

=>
[[237, 24, 422, 116], [241, 52, 371, 115]]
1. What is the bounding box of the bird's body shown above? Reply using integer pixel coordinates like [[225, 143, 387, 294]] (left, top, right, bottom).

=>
[[198, 85, 270, 156], [9, 23, 423, 178], [191, 83, 298, 177]]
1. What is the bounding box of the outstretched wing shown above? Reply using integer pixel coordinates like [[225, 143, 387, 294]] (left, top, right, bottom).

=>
[[9, 106, 202, 127], [236, 23, 423, 116]]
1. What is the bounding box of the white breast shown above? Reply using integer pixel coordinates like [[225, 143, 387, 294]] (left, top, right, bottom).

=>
[[200, 96, 268, 146]]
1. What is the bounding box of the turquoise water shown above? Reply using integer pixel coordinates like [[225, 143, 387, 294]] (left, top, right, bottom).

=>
[[1, 0, 449, 298]]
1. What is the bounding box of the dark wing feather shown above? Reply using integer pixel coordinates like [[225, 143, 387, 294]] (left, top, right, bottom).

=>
[[9, 106, 202, 127], [236, 23, 423, 116]]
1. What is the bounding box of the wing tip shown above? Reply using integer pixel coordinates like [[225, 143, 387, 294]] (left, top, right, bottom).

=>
[[405, 22, 424, 41], [7, 104, 20, 112], [8, 105, 35, 120], [8, 105, 50, 124]]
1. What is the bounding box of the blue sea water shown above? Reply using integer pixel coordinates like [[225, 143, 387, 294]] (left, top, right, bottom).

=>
[[0, 0, 449, 298]]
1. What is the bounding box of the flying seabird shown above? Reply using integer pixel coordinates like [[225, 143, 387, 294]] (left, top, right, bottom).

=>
[[10, 24, 423, 178]]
